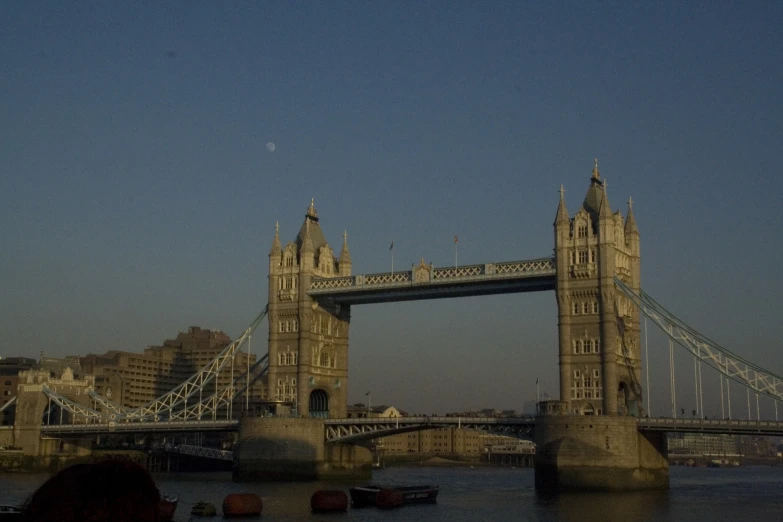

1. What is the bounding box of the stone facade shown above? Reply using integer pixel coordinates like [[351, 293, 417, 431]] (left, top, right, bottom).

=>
[[554, 161, 643, 416], [233, 417, 371, 481], [535, 410, 668, 491], [13, 368, 94, 457], [266, 200, 351, 418]]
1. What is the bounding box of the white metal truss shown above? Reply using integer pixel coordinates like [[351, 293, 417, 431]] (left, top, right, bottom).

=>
[[88, 391, 128, 416], [173, 443, 233, 461], [42, 386, 108, 423], [42, 306, 268, 425], [0, 396, 16, 412], [615, 277, 783, 401]]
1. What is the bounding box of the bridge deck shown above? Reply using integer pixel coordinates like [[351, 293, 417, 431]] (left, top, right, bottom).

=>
[[308, 258, 556, 304], [638, 417, 783, 436]]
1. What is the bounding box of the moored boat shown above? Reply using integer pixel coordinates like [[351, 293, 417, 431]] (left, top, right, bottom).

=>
[[223, 493, 262, 517], [159, 495, 178, 522], [375, 488, 404, 509], [311, 490, 348, 513], [349, 484, 439, 508], [191, 501, 217, 516]]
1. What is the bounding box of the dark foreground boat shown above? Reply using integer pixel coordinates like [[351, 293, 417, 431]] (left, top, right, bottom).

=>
[[349, 485, 439, 507], [0, 505, 22, 520]]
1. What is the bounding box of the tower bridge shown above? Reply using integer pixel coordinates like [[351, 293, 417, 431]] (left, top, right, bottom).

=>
[[8, 160, 783, 491]]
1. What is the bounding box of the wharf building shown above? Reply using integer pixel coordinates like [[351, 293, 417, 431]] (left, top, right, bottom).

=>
[[346, 404, 533, 463]]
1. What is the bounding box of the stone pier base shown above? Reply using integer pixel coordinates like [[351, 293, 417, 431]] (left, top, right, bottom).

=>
[[534, 414, 669, 491], [233, 417, 372, 482]]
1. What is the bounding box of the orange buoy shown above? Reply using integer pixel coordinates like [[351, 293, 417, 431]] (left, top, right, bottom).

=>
[[223, 493, 263, 517], [375, 488, 403, 509], [311, 490, 349, 513]]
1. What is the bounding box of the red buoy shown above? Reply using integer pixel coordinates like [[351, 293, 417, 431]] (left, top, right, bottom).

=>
[[223, 493, 263, 517], [311, 490, 349, 513], [375, 488, 404, 509]]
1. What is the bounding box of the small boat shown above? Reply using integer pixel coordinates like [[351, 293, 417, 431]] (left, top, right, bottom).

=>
[[311, 490, 348, 513], [0, 505, 22, 520], [349, 485, 439, 508], [223, 493, 262, 518], [191, 501, 217, 517], [159, 494, 178, 521], [375, 488, 404, 509]]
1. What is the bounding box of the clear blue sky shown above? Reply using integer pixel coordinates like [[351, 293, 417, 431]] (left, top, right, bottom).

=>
[[2, 2, 782, 417]]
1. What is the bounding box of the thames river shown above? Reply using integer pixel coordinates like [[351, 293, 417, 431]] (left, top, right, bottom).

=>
[[1, 466, 782, 521]]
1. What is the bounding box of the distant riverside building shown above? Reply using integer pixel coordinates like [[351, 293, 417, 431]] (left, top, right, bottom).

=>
[[667, 432, 740, 457], [79, 326, 259, 414], [351, 404, 532, 459]]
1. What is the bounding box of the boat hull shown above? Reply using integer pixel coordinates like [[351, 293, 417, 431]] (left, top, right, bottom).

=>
[[349, 485, 439, 508]]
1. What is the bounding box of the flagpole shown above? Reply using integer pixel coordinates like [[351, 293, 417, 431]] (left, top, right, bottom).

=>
[[454, 235, 459, 268], [391, 243, 394, 275]]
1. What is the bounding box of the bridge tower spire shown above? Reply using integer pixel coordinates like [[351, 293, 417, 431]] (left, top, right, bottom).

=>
[[554, 160, 643, 416], [266, 199, 350, 418]]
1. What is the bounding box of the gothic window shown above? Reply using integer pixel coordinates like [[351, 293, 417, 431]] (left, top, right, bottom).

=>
[[570, 252, 575, 265], [582, 302, 589, 314], [573, 302, 579, 315], [592, 301, 599, 313], [579, 251, 588, 264], [585, 340, 593, 352], [575, 340, 582, 354], [285, 255, 293, 267], [285, 320, 290, 332], [320, 353, 330, 367], [590, 249, 595, 263], [593, 369, 600, 378], [293, 319, 299, 332], [574, 370, 581, 379], [578, 224, 588, 238], [278, 321, 284, 333]]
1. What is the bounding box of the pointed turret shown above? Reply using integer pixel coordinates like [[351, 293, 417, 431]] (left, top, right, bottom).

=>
[[554, 184, 570, 225], [583, 158, 608, 222], [296, 198, 327, 252], [338, 230, 352, 276], [270, 221, 282, 256], [625, 197, 638, 235]]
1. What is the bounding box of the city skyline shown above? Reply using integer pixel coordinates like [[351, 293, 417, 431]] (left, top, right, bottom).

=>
[[2, 3, 782, 416]]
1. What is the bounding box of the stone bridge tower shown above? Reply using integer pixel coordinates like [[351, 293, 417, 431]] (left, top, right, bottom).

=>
[[13, 367, 95, 458], [266, 200, 351, 418], [554, 161, 643, 416]]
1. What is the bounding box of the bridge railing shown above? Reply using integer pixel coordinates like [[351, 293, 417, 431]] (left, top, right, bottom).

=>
[[309, 257, 556, 294], [638, 417, 783, 434]]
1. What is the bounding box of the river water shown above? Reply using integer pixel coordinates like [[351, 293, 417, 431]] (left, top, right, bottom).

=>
[[1, 466, 782, 521]]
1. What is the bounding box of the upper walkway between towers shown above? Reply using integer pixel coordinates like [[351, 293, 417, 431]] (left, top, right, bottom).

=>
[[307, 257, 556, 304]]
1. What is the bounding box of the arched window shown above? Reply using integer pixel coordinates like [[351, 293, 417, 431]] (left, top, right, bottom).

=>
[[582, 302, 589, 314], [573, 302, 579, 315], [575, 340, 583, 354], [309, 390, 329, 419], [592, 301, 599, 313], [585, 340, 593, 352]]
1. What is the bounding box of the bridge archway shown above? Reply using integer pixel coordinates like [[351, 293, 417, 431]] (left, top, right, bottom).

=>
[[309, 390, 329, 419]]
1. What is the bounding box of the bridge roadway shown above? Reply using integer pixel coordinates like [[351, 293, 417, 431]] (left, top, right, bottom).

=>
[[307, 257, 557, 304], [36, 416, 783, 441]]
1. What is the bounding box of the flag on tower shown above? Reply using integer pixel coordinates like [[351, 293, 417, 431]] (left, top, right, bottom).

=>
[[453, 235, 458, 244], [389, 241, 394, 250]]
